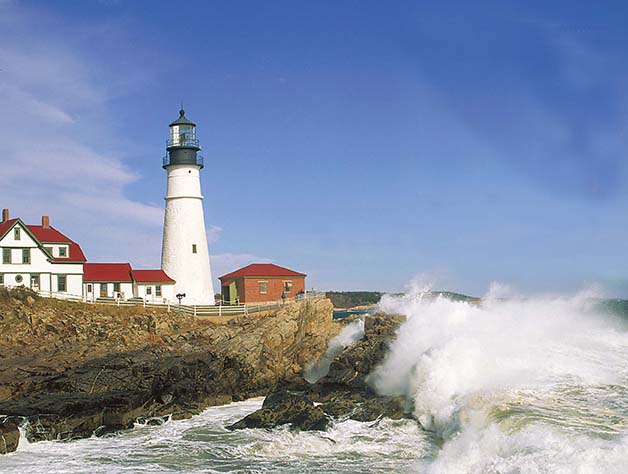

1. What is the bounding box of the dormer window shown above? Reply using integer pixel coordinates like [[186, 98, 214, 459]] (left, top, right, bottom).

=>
[[14, 228, 20, 240], [58, 247, 67, 257]]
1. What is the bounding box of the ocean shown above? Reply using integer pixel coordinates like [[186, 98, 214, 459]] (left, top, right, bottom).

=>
[[2, 285, 628, 473]]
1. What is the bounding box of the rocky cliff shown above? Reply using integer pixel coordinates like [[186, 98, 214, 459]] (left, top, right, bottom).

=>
[[0, 288, 338, 451], [228, 313, 410, 431]]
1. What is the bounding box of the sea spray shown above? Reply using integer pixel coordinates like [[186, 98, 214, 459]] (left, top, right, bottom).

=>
[[371, 283, 628, 472], [303, 318, 365, 383]]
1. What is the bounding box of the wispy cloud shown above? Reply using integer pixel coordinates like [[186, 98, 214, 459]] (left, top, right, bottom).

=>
[[0, 3, 161, 265]]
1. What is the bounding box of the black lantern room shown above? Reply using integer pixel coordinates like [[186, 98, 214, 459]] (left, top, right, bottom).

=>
[[163, 108, 204, 169]]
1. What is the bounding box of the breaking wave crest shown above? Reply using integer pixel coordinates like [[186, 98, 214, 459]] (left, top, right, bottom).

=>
[[371, 283, 628, 472]]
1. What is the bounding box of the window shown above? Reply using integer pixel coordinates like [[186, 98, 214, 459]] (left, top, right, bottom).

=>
[[58, 247, 67, 257], [87, 284, 93, 292], [2, 248, 11, 264], [283, 281, 293, 293], [113, 283, 120, 293], [156, 285, 162, 297], [14, 228, 20, 240], [22, 248, 30, 264], [192, 244, 197, 254], [258, 281, 268, 294], [0, 274, 3, 284], [31, 274, 40, 289], [146, 286, 152, 295], [57, 275, 67, 292], [100, 283, 108, 298], [15, 275, 23, 284]]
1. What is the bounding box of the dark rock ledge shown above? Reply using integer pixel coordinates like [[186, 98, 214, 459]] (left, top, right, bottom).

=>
[[0, 292, 338, 453], [228, 313, 411, 431]]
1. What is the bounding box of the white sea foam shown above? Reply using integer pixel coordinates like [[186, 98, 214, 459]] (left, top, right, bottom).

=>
[[372, 282, 628, 472]]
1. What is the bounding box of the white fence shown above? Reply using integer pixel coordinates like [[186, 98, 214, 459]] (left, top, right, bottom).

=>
[[36, 290, 326, 317]]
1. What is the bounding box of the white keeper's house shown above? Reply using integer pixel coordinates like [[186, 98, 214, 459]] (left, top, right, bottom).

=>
[[0, 209, 175, 303]]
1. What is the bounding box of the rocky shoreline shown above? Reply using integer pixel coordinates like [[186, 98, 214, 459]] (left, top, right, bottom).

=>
[[0, 288, 339, 452], [0, 288, 410, 454], [226, 313, 409, 431]]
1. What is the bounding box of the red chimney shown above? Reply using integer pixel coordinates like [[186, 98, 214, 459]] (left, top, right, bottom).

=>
[[1, 209, 8, 223], [42, 215, 50, 229]]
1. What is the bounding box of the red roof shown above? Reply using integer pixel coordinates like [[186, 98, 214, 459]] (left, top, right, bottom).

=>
[[0, 219, 86, 263], [84, 263, 132, 282], [219, 263, 306, 280], [131, 269, 175, 283], [27, 225, 87, 263], [221, 279, 234, 286], [0, 219, 18, 240]]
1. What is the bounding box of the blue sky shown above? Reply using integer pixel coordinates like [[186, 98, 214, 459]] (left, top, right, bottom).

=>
[[2, 0, 628, 296]]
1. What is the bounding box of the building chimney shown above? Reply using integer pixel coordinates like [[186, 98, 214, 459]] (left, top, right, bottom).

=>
[[42, 215, 50, 229], [1, 209, 8, 223]]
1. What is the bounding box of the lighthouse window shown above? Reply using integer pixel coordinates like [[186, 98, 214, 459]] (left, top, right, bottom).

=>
[[192, 244, 197, 254]]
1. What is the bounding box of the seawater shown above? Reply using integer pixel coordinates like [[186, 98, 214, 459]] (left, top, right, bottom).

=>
[[2, 284, 628, 473], [0, 399, 432, 473]]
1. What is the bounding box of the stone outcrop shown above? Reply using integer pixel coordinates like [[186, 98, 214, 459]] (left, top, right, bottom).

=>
[[0, 288, 338, 452], [229, 313, 410, 431], [0, 420, 19, 454], [227, 390, 329, 431]]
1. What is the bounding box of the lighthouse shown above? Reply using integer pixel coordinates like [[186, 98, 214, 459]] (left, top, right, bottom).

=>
[[161, 109, 215, 305]]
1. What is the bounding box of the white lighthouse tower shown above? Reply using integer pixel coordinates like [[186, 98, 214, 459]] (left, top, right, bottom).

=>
[[161, 108, 215, 305]]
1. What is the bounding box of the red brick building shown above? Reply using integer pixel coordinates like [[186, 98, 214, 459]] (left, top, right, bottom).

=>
[[219, 263, 306, 304]]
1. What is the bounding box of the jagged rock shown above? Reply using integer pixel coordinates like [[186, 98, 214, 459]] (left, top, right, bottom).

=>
[[229, 313, 412, 431], [319, 313, 406, 391], [0, 420, 19, 453], [319, 392, 407, 422], [227, 390, 329, 431], [0, 290, 339, 449]]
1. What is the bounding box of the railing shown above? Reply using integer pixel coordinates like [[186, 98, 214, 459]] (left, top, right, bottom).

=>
[[36, 290, 326, 317], [166, 137, 199, 148], [162, 155, 204, 167]]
